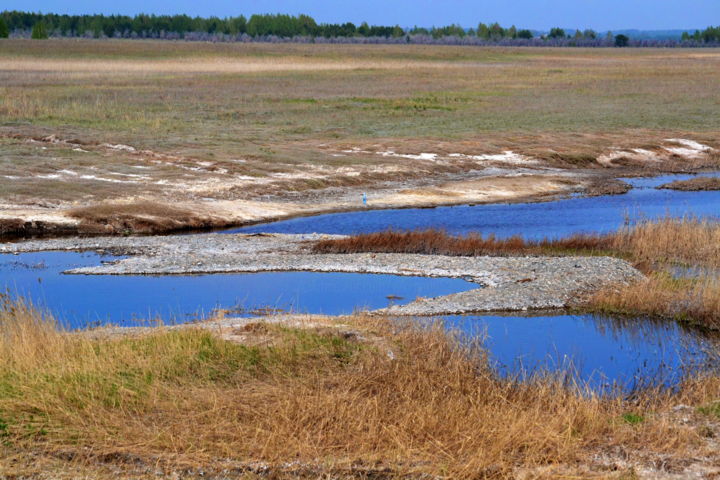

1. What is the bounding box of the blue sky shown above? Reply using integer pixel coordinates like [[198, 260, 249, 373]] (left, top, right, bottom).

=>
[[5, 0, 718, 31]]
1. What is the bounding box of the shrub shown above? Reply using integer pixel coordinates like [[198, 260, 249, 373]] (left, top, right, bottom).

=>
[[615, 34, 630, 47]]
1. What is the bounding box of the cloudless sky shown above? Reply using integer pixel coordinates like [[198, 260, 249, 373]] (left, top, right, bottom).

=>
[[5, 0, 718, 31]]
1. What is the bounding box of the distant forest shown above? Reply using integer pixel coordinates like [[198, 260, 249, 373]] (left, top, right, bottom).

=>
[[1, 11, 718, 47]]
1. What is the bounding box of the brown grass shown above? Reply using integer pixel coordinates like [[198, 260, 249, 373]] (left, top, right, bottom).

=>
[[1, 297, 717, 478], [313, 229, 615, 257], [589, 274, 720, 330], [660, 176, 720, 192], [67, 201, 233, 235], [313, 217, 720, 267]]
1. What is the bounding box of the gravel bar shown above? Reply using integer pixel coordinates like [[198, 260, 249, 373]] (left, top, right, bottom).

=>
[[0, 233, 643, 315]]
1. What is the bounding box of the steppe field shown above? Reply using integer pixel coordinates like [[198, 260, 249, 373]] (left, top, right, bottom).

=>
[[4, 39, 720, 480], [1, 40, 719, 235]]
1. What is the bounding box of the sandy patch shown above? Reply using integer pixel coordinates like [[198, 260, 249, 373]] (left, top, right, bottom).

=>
[[340, 147, 537, 167], [664, 138, 715, 158], [375, 175, 578, 207], [598, 139, 715, 166]]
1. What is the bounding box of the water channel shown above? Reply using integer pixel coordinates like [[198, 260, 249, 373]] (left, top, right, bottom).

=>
[[3, 173, 719, 390]]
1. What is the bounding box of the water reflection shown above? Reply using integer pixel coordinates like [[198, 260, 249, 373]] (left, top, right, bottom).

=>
[[0, 251, 474, 329], [436, 313, 720, 392]]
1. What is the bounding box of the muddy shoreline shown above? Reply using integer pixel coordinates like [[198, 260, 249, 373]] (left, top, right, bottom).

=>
[[2, 129, 717, 242], [0, 173, 636, 242]]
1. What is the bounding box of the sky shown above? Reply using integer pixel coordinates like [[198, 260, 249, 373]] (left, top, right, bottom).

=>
[[5, 0, 719, 31]]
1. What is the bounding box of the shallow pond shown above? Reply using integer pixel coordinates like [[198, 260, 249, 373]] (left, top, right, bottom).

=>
[[0, 251, 474, 329], [1, 250, 718, 391], [441, 314, 718, 392], [228, 174, 720, 239]]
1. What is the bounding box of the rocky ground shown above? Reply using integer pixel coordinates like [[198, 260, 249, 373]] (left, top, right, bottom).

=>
[[0, 233, 643, 315]]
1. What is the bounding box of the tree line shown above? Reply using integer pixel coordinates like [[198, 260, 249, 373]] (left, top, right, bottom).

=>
[[0, 11, 718, 48], [681, 26, 720, 43], [0, 11, 406, 39], [0, 11, 611, 42]]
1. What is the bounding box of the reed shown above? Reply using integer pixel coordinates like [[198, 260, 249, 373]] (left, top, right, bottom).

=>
[[313, 228, 615, 257], [589, 273, 720, 330]]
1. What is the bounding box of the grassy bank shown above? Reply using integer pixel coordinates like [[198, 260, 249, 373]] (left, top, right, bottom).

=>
[[314, 217, 720, 329], [3, 298, 720, 478]]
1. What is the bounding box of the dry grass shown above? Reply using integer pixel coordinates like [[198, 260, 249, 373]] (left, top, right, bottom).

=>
[[660, 176, 720, 191], [589, 274, 720, 330], [314, 217, 720, 267], [611, 217, 720, 268], [1, 297, 717, 478], [582, 218, 720, 329], [67, 201, 233, 234], [313, 228, 615, 257]]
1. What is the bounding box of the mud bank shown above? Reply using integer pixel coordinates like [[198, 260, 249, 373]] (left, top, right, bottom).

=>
[[0, 172, 588, 239], [1, 233, 643, 315]]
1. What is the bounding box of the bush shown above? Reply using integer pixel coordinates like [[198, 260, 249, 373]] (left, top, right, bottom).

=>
[[30, 22, 48, 39], [615, 34, 629, 47]]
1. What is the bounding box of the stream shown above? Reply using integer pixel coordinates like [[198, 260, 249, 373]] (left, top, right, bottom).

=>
[[228, 174, 720, 238], [2, 173, 720, 391]]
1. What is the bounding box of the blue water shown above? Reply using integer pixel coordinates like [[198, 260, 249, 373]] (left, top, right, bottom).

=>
[[3, 173, 720, 389], [0, 251, 474, 329], [3, 252, 716, 390], [440, 314, 718, 392], [227, 174, 720, 239]]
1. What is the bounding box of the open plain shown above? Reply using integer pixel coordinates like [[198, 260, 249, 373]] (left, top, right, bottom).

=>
[[1, 40, 720, 236], [3, 38, 720, 479]]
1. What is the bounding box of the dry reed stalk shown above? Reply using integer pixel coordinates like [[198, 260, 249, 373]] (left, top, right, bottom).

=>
[[312, 229, 614, 257], [611, 217, 720, 267], [314, 217, 720, 268], [589, 274, 720, 330], [0, 300, 713, 478]]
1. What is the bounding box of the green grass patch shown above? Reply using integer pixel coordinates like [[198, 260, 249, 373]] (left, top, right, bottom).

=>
[[621, 413, 645, 425], [698, 402, 720, 418]]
